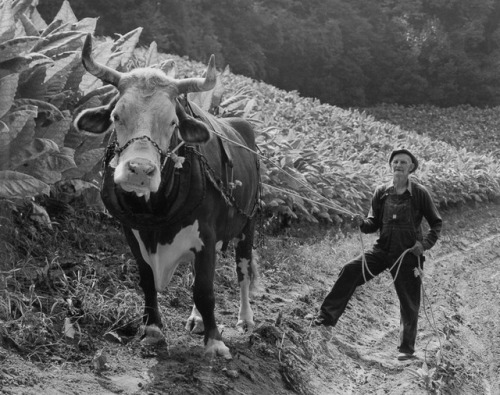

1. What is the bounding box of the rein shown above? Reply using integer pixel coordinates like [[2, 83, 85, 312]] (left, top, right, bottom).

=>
[[108, 133, 185, 171], [113, 134, 165, 157]]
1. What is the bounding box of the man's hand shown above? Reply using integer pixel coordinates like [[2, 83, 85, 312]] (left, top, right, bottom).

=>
[[353, 214, 364, 227], [410, 241, 424, 256]]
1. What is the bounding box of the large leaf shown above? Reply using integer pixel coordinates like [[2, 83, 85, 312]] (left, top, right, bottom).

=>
[[1, 105, 37, 142], [10, 137, 59, 168], [45, 147, 77, 173], [0, 0, 15, 42], [44, 51, 78, 96], [74, 131, 106, 154], [0, 37, 44, 62], [12, 0, 33, 16], [40, 19, 64, 38], [14, 98, 64, 121], [0, 53, 52, 80], [53, 0, 78, 25], [18, 13, 39, 37], [28, 7, 48, 32], [35, 113, 71, 147], [26, 52, 53, 68], [63, 58, 86, 92], [72, 17, 98, 34], [144, 41, 159, 67], [0, 114, 35, 170], [14, 20, 28, 42], [36, 31, 86, 58], [0, 120, 11, 170], [109, 27, 143, 68], [0, 170, 50, 198], [0, 57, 28, 79], [64, 148, 104, 179], [75, 84, 117, 108], [0, 73, 19, 118], [18, 146, 75, 184], [17, 65, 47, 100]]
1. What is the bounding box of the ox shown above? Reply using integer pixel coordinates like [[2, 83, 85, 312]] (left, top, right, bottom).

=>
[[74, 34, 260, 359]]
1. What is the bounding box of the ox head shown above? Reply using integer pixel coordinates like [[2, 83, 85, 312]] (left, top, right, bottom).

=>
[[74, 34, 216, 197]]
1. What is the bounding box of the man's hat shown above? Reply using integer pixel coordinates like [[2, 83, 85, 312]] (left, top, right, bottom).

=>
[[389, 148, 418, 173]]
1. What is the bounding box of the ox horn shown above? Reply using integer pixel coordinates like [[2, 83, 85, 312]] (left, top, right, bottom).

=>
[[176, 54, 217, 94], [81, 33, 122, 87]]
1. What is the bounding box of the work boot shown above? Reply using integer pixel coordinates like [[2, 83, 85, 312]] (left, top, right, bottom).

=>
[[313, 314, 336, 327], [397, 352, 416, 361]]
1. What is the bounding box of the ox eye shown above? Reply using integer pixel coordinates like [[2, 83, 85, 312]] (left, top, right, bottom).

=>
[[112, 113, 121, 122]]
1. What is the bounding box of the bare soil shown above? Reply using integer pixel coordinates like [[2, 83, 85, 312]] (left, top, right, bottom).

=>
[[1, 203, 499, 395]]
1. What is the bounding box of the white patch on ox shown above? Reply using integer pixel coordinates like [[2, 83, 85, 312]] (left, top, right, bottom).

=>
[[132, 221, 204, 292], [236, 258, 255, 333], [185, 305, 204, 334]]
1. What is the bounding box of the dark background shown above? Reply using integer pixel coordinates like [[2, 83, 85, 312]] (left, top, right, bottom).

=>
[[38, 0, 500, 108]]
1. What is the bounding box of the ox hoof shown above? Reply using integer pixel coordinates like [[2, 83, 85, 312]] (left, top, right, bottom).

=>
[[205, 339, 232, 360], [236, 320, 255, 334], [140, 325, 165, 346]]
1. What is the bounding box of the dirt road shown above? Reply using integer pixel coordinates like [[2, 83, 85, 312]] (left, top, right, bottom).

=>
[[1, 204, 499, 394]]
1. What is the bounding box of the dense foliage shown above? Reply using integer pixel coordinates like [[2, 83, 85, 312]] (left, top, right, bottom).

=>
[[1, 0, 500, 225], [37, 0, 500, 108], [365, 104, 500, 158], [0, 0, 141, 203]]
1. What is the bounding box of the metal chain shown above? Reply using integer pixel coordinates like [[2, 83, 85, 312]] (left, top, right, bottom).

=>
[[192, 147, 259, 219]]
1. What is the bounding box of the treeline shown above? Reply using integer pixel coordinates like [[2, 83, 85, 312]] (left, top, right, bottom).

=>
[[37, 0, 500, 108]]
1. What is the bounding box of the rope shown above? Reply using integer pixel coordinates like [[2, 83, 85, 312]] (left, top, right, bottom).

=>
[[205, 127, 358, 218], [359, 231, 412, 286], [358, 237, 442, 363], [416, 257, 444, 363], [262, 183, 356, 217], [359, 238, 443, 361]]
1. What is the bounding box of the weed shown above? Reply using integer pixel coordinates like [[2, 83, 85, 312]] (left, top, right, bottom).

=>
[[0, 204, 140, 362]]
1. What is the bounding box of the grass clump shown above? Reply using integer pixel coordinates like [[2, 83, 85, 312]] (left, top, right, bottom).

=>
[[0, 200, 142, 362]]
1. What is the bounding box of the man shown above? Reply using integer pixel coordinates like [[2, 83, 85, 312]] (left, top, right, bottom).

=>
[[314, 148, 442, 361]]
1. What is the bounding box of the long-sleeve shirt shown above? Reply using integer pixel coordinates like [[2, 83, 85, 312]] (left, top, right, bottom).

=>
[[360, 179, 442, 252]]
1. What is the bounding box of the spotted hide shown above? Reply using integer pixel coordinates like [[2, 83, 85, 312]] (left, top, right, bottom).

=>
[[74, 34, 260, 359]]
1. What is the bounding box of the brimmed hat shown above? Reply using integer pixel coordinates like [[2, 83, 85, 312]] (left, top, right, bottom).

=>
[[389, 148, 418, 173]]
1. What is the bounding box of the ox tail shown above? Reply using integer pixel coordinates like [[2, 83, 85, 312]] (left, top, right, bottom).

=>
[[249, 249, 263, 298]]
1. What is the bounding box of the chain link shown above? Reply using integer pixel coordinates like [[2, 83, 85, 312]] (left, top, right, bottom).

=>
[[191, 148, 259, 219]]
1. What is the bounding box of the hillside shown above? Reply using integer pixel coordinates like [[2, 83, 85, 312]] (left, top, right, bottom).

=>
[[158, 50, 500, 220], [365, 104, 500, 159], [1, 203, 499, 394], [2, 0, 499, 222]]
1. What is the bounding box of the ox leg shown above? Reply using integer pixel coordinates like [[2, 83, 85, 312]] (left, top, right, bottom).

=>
[[124, 228, 164, 345], [235, 219, 259, 333], [192, 240, 231, 359]]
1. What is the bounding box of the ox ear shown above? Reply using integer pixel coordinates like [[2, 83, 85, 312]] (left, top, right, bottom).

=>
[[176, 101, 210, 143], [178, 117, 211, 143], [74, 95, 118, 134]]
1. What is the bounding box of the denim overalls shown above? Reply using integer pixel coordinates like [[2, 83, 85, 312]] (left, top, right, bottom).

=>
[[320, 190, 423, 354]]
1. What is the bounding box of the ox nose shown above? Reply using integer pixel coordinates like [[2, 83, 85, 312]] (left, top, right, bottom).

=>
[[128, 159, 156, 177]]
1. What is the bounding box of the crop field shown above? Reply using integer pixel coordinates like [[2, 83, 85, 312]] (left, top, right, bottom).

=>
[[1, 1, 500, 395]]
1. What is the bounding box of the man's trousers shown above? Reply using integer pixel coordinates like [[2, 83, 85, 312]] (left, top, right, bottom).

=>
[[319, 248, 423, 354]]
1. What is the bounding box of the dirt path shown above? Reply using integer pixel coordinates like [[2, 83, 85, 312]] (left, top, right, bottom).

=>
[[1, 204, 499, 394]]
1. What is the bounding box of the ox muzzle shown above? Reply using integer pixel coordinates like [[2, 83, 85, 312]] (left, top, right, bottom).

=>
[[111, 135, 165, 196]]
